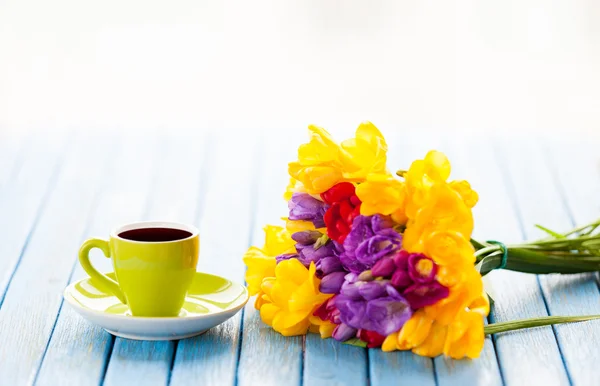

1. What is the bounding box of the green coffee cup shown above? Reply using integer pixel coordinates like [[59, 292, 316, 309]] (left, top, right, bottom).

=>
[[78, 221, 200, 317]]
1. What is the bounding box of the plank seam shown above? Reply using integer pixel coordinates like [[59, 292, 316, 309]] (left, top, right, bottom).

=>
[[98, 337, 116, 386], [0, 138, 68, 310], [365, 349, 371, 386], [165, 342, 178, 386], [300, 335, 306, 386], [431, 357, 439, 386], [489, 334, 506, 386]]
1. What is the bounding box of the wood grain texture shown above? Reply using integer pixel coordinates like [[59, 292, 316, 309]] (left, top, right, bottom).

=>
[[103, 134, 208, 386], [170, 133, 260, 386], [459, 138, 569, 386], [369, 350, 436, 386], [0, 136, 65, 305], [34, 135, 159, 386], [0, 134, 107, 385], [237, 133, 303, 386], [304, 335, 367, 386]]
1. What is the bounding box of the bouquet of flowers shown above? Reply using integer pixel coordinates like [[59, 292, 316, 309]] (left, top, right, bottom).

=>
[[243, 122, 600, 359]]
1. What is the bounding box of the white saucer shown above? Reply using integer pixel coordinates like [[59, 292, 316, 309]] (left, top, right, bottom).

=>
[[64, 272, 248, 340]]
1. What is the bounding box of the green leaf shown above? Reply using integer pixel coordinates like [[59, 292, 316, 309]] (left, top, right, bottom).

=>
[[484, 314, 600, 335], [534, 224, 565, 239], [343, 338, 368, 348]]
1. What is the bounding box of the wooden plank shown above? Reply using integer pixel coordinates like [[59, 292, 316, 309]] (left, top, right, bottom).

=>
[[102, 134, 209, 386], [237, 132, 304, 386], [304, 335, 367, 386], [0, 136, 65, 304], [369, 351, 436, 386], [535, 138, 600, 386], [169, 132, 260, 386], [0, 134, 111, 385], [33, 134, 159, 386], [431, 136, 503, 386], [453, 137, 569, 386]]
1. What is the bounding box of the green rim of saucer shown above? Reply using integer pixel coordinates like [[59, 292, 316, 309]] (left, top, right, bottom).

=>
[[66, 272, 248, 318]]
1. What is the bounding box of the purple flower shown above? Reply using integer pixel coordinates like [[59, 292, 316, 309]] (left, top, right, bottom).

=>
[[408, 253, 438, 283], [403, 282, 449, 309], [371, 257, 396, 277], [295, 240, 336, 266], [275, 253, 298, 264], [334, 274, 412, 337], [340, 215, 403, 273], [319, 271, 347, 294], [288, 193, 327, 228], [313, 296, 358, 341], [278, 231, 348, 293], [369, 250, 450, 309], [332, 324, 358, 341], [292, 230, 321, 245]]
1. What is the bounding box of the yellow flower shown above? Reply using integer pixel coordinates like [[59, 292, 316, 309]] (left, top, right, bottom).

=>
[[384, 291, 488, 358], [469, 290, 491, 316], [243, 247, 276, 297], [423, 230, 476, 267], [339, 121, 388, 180], [242, 225, 295, 297], [412, 320, 448, 357], [397, 309, 434, 349], [288, 125, 345, 194], [450, 180, 479, 208], [443, 310, 485, 359], [259, 259, 333, 336], [288, 122, 390, 195], [356, 173, 406, 221], [403, 183, 474, 253], [403, 150, 451, 219], [309, 315, 336, 339], [262, 225, 296, 256], [423, 268, 484, 325]]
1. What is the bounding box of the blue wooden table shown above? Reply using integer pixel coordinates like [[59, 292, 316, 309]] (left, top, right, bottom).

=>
[[0, 130, 599, 386]]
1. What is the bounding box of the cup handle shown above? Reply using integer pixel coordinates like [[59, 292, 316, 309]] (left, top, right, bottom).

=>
[[78, 238, 127, 304]]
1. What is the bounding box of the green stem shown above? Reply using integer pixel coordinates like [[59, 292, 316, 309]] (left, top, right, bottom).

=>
[[474, 245, 500, 258], [563, 219, 600, 237], [484, 315, 600, 335], [475, 247, 600, 275]]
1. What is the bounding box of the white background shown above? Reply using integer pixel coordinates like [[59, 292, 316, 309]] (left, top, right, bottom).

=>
[[1, 0, 599, 138]]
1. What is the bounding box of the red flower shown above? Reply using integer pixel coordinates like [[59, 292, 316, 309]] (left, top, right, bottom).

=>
[[358, 329, 386, 348], [320, 182, 361, 244]]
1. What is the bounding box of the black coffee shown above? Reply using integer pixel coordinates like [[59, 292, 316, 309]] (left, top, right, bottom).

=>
[[119, 227, 193, 242]]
